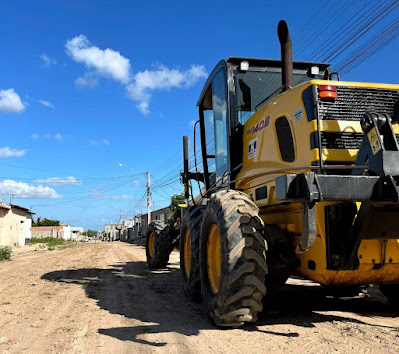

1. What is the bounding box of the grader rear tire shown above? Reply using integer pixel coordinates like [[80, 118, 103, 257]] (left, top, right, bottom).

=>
[[179, 204, 205, 302], [199, 190, 268, 327], [146, 221, 173, 269]]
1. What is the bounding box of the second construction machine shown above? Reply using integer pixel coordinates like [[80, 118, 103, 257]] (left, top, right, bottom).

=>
[[146, 20, 399, 327]]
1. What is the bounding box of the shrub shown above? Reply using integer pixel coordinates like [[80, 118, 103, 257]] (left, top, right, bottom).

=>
[[31, 237, 64, 246], [0, 246, 12, 261]]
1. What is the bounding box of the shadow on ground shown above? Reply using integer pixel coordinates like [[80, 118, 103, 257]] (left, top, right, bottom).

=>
[[248, 283, 398, 333], [41, 244, 398, 346]]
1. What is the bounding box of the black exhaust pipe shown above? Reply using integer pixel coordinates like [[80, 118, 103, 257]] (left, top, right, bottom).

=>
[[278, 20, 293, 91]]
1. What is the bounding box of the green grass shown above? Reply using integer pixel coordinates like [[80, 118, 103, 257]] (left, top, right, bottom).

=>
[[0, 246, 12, 261], [31, 237, 64, 246]]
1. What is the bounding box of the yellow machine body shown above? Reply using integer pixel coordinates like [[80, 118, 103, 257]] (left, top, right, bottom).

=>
[[236, 79, 399, 286]]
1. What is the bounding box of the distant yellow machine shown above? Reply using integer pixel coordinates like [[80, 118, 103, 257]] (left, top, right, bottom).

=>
[[146, 20, 399, 327]]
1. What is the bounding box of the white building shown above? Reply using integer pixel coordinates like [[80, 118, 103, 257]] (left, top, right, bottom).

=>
[[0, 203, 34, 247], [104, 224, 121, 241], [71, 227, 84, 241]]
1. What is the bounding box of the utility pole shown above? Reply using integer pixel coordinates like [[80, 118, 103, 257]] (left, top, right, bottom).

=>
[[147, 171, 151, 225], [183, 136, 189, 220], [9, 194, 14, 204], [119, 209, 123, 224], [117, 163, 151, 227]]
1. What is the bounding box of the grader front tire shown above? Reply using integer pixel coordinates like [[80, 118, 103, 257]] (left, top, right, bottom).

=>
[[199, 190, 268, 327], [179, 205, 205, 301], [146, 221, 173, 269]]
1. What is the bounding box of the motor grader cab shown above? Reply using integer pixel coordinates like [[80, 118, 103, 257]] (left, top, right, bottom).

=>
[[146, 20, 399, 327]]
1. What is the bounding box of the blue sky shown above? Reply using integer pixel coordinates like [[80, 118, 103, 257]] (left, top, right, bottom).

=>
[[1, 0, 398, 230]]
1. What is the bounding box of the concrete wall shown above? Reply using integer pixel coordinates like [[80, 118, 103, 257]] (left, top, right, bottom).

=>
[[152, 207, 168, 223], [31, 225, 71, 240], [31, 228, 58, 239]]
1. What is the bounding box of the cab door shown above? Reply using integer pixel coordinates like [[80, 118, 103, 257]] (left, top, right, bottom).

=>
[[199, 66, 230, 191]]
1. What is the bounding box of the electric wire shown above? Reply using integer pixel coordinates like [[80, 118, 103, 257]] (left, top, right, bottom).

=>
[[322, 0, 399, 63], [336, 17, 399, 75], [294, 0, 349, 56], [307, 0, 375, 62]]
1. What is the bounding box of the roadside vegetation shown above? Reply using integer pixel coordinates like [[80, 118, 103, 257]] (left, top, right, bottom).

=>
[[0, 246, 12, 261], [166, 192, 185, 228], [32, 217, 61, 226], [31, 237, 64, 246], [31, 237, 77, 251]]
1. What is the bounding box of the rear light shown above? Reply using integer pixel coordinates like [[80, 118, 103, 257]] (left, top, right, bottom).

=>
[[318, 85, 337, 100]]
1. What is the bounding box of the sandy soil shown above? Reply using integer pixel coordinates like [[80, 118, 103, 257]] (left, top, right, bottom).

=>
[[0, 241, 398, 354]]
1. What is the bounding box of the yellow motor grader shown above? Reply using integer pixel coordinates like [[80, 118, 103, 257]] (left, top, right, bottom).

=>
[[146, 20, 399, 327]]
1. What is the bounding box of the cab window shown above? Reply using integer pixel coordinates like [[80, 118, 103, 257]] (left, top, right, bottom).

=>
[[212, 69, 229, 179]]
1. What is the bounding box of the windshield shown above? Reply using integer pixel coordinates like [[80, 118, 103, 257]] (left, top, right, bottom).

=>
[[235, 68, 325, 125]]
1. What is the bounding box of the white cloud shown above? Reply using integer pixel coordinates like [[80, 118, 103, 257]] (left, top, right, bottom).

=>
[[126, 64, 207, 114], [33, 176, 82, 186], [0, 89, 26, 114], [31, 133, 63, 141], [189, 120, 197, 127], [65, 35, 207, 115], [0, 180, 61, 199], [110, 194, 133, 200], [40, 54, 57, 68], [85, 184, 106, 193], [132, 181, 139, 186], [0, 147, 26, 158], [39, 99, 54, 108], [65, 35, 131, 83], [75, 72, 99, 88], [89, 193, 133, 200], [89, 138, 110, 145]]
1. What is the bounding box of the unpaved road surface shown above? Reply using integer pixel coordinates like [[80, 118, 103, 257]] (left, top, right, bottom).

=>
[[0, 241, 398, 353]]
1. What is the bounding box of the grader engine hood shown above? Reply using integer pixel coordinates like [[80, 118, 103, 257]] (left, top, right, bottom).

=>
[[237, 82, 314, 191], [237, 80, 399, 191]]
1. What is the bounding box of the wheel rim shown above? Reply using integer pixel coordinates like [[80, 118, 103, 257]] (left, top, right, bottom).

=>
[[207, 224, 221, 294], [148, 232, 155, 258], [184, 229, 191, 278]]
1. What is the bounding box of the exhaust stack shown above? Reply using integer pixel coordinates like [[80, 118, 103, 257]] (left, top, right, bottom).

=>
[[278, 20, 293, 91]]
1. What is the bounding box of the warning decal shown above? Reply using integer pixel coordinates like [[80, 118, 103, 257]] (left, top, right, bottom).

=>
[[367, 128, 381, 155], [294, 107, 303, 122], [248, 138, 257, 159]]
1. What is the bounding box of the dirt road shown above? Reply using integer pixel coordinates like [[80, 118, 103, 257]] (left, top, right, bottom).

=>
[[0, 242, 398, 353]]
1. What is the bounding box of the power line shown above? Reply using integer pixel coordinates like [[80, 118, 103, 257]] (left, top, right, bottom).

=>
[[307, 0, 373, 61], [338, 18, 399, 75], [323, 0, 399, 62]]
